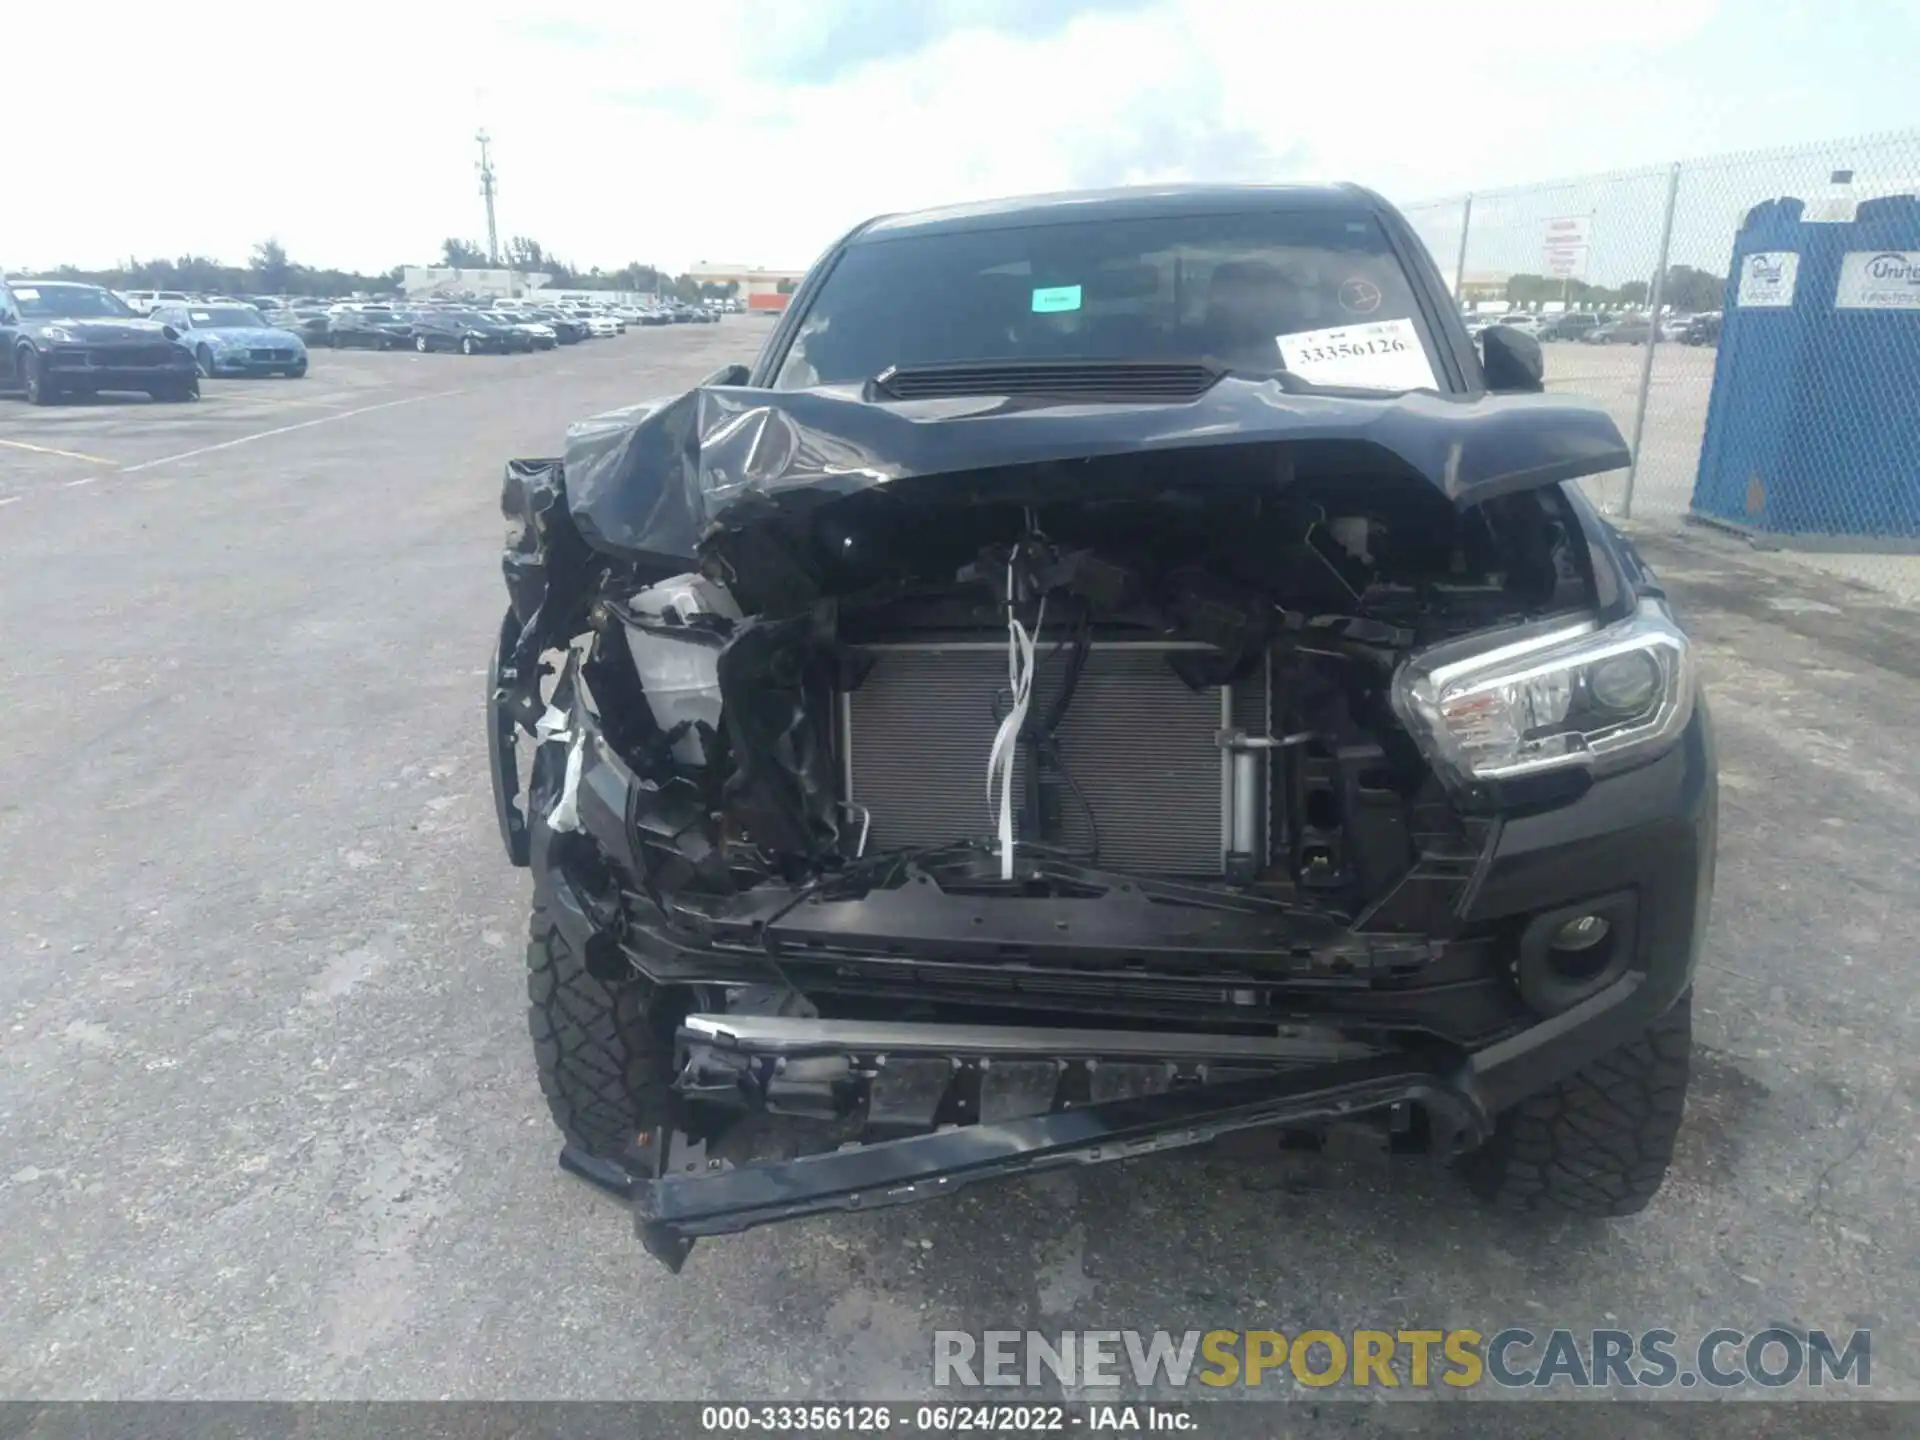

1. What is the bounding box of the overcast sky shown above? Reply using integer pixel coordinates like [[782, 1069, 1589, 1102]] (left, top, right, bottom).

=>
[[9, 0, 1917, 277]]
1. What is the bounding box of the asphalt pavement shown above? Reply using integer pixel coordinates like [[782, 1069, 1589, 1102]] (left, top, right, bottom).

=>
[[1, 324, 1914, 1403]]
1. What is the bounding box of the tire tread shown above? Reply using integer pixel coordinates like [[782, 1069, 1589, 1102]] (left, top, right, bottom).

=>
[[1465, 995, 1692, 1216]]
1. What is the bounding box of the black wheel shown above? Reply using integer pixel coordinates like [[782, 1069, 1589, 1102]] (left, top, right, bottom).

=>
[[287, 359, 308, 378], [415, 334, 430, 353], [18, 347, 58, 405], [195, 345, 216, 378], [1463, 994, 1691, 1216], [149, 376, 200, 403], [526, 902, 676, 1157], [461, 336, 476, 356]]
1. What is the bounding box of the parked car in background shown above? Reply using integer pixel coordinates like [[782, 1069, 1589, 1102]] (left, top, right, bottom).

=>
[[1584, 316, 1655, 345], [404, 308, 527, 354], [498, 315, 558, 350], [120, 288, 194, 316], [1657, 314, 1694, 342], [571, 309, 620, 337], [1682, 312, 1722, 346], [1494, 313, 1543, 336], [151, 302, 309, 378], [278, 307, 334, 347], [637, 306, 673, 326], [1538, 312, 1601, 342], [522, 308, 588, 344], [1, 279, 200, 404], [326, 304, 414, 350]]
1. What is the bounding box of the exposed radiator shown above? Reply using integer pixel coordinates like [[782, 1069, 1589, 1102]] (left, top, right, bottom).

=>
[[841, 642, 1265, 875]]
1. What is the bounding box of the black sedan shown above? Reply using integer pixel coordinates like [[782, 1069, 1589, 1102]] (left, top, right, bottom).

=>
[[1682, 312, 1722, 346], [279, 308, 335, 346], [524, 308, 588, 344], [0, 279, 200, 404], [328, 307, 414, 350], [406, 309, 529, 354]]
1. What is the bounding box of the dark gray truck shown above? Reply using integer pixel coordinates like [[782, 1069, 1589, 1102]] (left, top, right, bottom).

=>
[[487, 184, 1715, 1269]]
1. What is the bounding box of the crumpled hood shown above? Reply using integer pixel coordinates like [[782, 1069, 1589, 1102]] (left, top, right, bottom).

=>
[[561, 378, 1631, 571], [201, 327, 305, 348], [30, 317, 174, 343]]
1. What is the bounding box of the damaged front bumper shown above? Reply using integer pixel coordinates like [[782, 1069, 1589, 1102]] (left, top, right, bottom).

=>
[[569, 972, 1651, 1271]]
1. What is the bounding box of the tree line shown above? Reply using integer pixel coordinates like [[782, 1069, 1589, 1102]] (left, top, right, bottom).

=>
[[1501, 264, 1728, 312], [26, 236, 739, 302]]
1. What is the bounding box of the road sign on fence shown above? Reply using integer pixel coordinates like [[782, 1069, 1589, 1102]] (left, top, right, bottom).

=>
[[1543, 215, 1592, 278]]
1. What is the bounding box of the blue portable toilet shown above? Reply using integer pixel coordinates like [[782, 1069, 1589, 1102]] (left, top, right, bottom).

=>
[[1690, 192, 1920, 548]]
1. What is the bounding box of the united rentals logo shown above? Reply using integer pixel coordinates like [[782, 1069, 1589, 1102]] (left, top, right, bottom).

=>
[[1837, 249, 1920, 309], [1738, 251, 1799, 307], [1865, 251, 1920, 283]]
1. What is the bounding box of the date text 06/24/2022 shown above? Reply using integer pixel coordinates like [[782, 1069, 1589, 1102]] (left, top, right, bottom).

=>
[[699, 1405, 1192, 1432]]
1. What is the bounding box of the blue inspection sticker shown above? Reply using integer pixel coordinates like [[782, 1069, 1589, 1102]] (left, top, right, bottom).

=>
[[1030, 284, 1083, 314]]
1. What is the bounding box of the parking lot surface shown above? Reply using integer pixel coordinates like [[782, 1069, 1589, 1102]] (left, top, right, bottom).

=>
[[2, 326, 1915, 1402]]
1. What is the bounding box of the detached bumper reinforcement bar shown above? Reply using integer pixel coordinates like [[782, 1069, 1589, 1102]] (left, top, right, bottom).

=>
[[630, 1054, 1492, 1271]]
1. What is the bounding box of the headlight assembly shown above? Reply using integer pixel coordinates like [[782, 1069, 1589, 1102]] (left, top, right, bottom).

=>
[[1391, 598, 1696, 789], [43, 325, 78, 343]]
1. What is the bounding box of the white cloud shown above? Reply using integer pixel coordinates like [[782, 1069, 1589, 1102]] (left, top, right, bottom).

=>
[[9, 0, 1900, 280]]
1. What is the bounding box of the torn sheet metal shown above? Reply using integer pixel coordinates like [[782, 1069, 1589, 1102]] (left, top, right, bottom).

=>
[[559, 380, 1631, 572]]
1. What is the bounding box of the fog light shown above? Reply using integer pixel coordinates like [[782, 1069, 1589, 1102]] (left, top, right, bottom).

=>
[[1551, 914, 1611, 952], [1515, 897, 1635, 1015]]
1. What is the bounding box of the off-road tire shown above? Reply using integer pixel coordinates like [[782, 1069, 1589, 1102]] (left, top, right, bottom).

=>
[[1464, 993, 1691, 1216], [526, 904, 673, 1157]]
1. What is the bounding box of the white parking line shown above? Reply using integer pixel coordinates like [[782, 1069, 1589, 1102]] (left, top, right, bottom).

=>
[[0, 437, 116, 464], [116, 389, 466, 475], [0, 496, 21, 507]]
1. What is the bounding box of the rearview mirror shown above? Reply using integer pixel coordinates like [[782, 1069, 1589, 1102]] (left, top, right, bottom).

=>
[[702, 363, 751, 387], [1480, 326, 1544, 393]]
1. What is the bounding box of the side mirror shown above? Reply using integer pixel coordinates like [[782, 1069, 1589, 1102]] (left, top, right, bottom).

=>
[[1480, 326, 1544, 393], [702, 363, 751, 387]]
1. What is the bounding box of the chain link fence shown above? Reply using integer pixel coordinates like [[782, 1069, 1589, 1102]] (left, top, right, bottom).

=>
[[1401, 129, 1920, 603]]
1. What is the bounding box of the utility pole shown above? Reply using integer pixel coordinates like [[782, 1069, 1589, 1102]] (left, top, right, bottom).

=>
[[476, 130, 500, 266]]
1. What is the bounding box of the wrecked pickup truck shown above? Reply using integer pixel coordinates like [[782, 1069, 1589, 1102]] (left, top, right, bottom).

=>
[[487, 184, 1716, 1270]]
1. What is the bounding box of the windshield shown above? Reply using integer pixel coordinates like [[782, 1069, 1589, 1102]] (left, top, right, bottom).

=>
[[774, 207, 1443, 393], [190, 307, 268, 328], [11, 284, 138, 320]]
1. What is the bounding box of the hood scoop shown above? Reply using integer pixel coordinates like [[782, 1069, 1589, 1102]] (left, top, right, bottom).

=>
[[870, 360, 1222, 403]]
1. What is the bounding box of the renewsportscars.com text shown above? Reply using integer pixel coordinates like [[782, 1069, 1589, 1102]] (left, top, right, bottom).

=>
[[933, 1327, 1870, 1391]]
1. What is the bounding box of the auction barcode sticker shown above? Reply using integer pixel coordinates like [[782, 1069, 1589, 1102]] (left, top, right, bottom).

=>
[[1276, 317, 1437, 391]]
